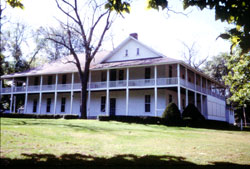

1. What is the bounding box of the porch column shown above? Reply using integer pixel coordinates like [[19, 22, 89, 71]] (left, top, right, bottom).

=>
[[177, 64, 181, 110], [0, 79, 2, 99], [185, 67, 188, 85], [154, 65, 157, 116], [185, 89, 188, 107], [38, 75, 43, 114], [200, 77, 203, 114], [194, 73, 197, 106], [201, 94, 203, 115], [53, 74, 58, 114], [106, 69, 110, 116], [24, 76, 29, 113], [126, 68, 129, 116], [87, 72, 91, 117], [10, 78, 14, 113], [13, 95, 16, 113], [70, 73, 74, 115], [185, 67, 188, 107], [205, 79, 208, 94]]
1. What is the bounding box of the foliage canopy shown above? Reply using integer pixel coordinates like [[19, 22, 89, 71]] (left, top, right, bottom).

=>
[[108, 0, 250, 54]]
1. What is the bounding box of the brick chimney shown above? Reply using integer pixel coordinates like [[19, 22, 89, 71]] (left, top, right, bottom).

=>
[[130, 33, 138, 40]]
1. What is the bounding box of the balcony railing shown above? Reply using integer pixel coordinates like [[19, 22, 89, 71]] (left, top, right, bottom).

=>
[[1, 87, 11, 93], [157, 78, 178, 85], [13, 86, 26, 92], [57, 84, 71, 90], [109, 80, 126, 88], [0, 77, 225, 100], [42, 85, 55, 91], [90, 81, 107, 89], [129, 79, 155, 87]]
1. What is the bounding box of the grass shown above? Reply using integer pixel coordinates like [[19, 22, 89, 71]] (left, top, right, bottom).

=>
[[1, 117, 250, 168]]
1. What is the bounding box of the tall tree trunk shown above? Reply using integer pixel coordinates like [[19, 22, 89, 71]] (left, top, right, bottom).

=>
[[80, 59, 91, 119]]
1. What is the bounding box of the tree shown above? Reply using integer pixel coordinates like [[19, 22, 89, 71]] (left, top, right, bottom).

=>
[[37, 27, 71, 61], [202, 53, 229, 83], [181, 41, 208, 70], [1, 21, 43, 76], [108, 0, 250, 55], [47, 0, 126, 119], [183, 0, 250, 55], [0, 0, 24, 76], [224, 52, 250, 126]]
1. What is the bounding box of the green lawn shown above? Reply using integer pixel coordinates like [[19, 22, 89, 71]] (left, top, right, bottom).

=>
[[1, 117, 250, 168]]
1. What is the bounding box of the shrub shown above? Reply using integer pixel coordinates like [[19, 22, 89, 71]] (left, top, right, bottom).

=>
[[98, 115, 162, 124], [162, 103, 181, 125], [182, 104, 205, 121], [63, 114, 79, 119]]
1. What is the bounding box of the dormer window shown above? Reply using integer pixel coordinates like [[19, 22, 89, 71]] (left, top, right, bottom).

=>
[[125, 49, 128, 57], [137, 48, 140, 55]]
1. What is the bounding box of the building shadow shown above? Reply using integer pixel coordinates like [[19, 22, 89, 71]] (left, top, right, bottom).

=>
[[1, 153, 249, 169]]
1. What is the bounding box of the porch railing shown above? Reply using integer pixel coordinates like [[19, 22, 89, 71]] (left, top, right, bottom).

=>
[[42, 85, 55, 91], [109, 80, 126, 88], [0, 77, 226, 100], [157, 78, 178, 85], [57, 84, 71, 90], [129, 79, 155, 87]]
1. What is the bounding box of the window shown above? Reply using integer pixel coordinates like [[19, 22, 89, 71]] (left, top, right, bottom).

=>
[[137, 48, 140, 55], [62, 74, 67, 84], [46, 98, 51, 112], [119, 70, 124, 80], [169, 94, 172, 103], [101, 71, 106, 81], [61, 97, 66, 112], [33, 99, 37, 113], [145, 95, 151, 112], [182, 74, 185, 79], [145, 68, 151, 79], [188, 77, 191, 82], [34, 77, 39, 86], [125, 49, 128, 56], [48, 76, 52, 85], [101, 96, 106, 112], [169, 66, 172, 78]]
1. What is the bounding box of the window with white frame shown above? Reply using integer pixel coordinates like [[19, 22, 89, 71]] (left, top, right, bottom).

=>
[[46, 98, 51, 112], [145, 95, 151, 112], [101, 96, 106, 112], [33, 99, 37, 113], [61, 97, 66, 112]]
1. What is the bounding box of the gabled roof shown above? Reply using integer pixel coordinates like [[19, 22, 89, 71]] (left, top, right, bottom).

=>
[[101, 35, 167, 63], [1, 51, 110, 79]]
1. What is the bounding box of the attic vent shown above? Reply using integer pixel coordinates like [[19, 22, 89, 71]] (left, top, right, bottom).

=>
[[137, 48, 140, 55], [125, 49, 128, 57]]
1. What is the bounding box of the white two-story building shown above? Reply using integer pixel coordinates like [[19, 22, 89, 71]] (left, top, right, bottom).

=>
[[0, 33, 234, 123]]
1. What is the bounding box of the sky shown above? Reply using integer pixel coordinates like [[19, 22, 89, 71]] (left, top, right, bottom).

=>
[[5, 0, 231, 63]]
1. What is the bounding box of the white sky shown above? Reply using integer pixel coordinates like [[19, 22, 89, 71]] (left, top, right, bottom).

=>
[[5, 0, 231, 62]]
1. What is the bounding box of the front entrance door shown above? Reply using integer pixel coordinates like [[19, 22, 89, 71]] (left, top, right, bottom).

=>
[[110, 98, 116, 116]]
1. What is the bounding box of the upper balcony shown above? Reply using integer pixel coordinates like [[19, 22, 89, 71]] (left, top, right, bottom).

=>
[[1, 64, 226, 100]]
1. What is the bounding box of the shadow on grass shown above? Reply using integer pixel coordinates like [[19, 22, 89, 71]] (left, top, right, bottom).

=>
[[1, 153, 249, 169]]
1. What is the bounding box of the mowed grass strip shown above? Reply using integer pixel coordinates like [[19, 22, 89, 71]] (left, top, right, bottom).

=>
[[1, 117, 250, 165]]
